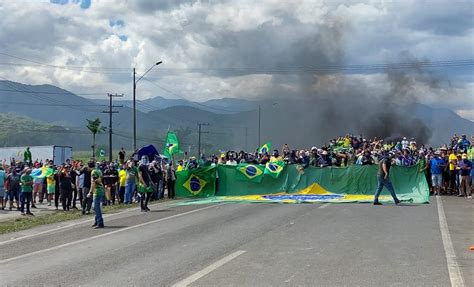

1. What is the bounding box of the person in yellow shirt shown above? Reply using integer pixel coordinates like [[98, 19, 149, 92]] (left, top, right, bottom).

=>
[[447, 149, 458, 194], [270, 150, 283, 162], [118, 166, 127, 204]]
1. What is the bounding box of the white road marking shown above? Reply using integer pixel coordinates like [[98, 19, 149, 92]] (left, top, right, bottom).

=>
[[172, 250, 246, 287], [436, 196, 465, 287], [318, 203, 330, 209], [0, 204, 222, 264], [0, 200, 181, 246], [0, 204, 143, 246]]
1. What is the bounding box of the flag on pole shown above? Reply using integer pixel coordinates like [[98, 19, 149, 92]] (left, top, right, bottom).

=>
[[258, 141, 272, 154], [163, 131, 183, 158]]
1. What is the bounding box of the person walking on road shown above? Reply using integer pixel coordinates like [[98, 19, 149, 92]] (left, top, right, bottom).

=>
[[20, 168, 34, 216], [374, 152, 400, 205], [90, 169, 105, 229]]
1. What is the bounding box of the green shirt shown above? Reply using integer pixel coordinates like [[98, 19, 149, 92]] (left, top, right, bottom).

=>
[[20, 174, 33, 193], [94, 184, 105, 196]]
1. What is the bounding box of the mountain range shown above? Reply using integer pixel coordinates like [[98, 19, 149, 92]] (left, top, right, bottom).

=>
[[0, 80, 472, 153]]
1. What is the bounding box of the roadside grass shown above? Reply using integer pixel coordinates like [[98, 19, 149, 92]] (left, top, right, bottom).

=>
[[0, 202, 140, 235]]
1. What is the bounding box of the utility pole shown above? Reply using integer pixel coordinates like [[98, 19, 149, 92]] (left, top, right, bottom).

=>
[[102, 93, 123, 162], [133, 61, 162, 152], [133, 68, 136, 152], [244, 127, 248, 151], [197, 123, 209, 157], [258, 105, 261, 147]]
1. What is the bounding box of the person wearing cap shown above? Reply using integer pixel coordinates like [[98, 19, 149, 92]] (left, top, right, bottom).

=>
[[430, 151, 446, 195], [374, 152, 400, 205], [317, 150, 331, 168], [458, 154, 472, 198], [89, 169, 105, 229], [20, 168, 34, 215]]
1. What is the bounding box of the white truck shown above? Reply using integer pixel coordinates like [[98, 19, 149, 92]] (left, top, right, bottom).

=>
[[0, 145, 72, 166]]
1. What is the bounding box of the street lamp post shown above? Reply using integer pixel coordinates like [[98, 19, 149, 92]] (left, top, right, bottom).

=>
[[133, 61, 162, 151]]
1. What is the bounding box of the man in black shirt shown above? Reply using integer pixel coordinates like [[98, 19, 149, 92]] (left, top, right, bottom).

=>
[[59, 165, 73, 211], [103, 164, 118, 205], [374, 152, 400, 205], [80, 161, 94, 215]]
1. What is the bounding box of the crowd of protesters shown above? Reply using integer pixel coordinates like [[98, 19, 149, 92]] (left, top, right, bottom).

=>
[[0, 134, 472, 226], [186, 134, 473, 198], [0, 147, 176, 229]]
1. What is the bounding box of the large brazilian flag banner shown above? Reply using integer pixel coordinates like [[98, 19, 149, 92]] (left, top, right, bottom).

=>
[[176, 165, 217, 198], [175, 164, 429, 204]]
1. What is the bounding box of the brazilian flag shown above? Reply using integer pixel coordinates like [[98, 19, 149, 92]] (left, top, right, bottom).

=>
[[258, 141, 272, 154], [163, 131, 183, 158], [183, 175, 207, 195], [175, 166, 216, 197], [236, 163, 264, 183], [31, 167, 54, 179], [265, 161, 285, 179]]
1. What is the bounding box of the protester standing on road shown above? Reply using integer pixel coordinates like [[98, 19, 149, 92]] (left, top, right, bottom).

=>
[[118, 165, 126, 203], [59, 165, 73, 211], [373, 153, 400, 205], [138, 157, 152, 212], [103, 164, 118, 205], [458, 154, 472, 198], [90, 169, 105, 229], [32, 163, 42, 207], [20, 168, 34, 215], [46, 168, 56, 207], [6, 168, 21, 211], [166, 161, 176, 199], [124, 160, 137, 204], [81, 161, 94, 215]]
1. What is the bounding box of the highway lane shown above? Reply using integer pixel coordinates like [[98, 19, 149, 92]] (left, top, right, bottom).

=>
[[0, 198, 470, 287]]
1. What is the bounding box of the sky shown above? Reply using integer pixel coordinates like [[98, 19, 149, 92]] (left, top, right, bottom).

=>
[[0, 0, 473, 120]]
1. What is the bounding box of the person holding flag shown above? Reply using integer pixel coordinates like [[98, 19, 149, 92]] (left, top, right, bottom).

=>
[[258, 141, 272, 155], [163, 131, 184, 159]]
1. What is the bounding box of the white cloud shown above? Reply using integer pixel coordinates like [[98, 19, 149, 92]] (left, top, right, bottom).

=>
[[0, 0, 472, 121]]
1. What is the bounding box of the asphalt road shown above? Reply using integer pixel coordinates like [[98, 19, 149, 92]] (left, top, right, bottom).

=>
[[0, 197, 472, 287]]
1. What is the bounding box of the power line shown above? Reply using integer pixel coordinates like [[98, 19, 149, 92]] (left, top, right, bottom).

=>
[[197, 123, 210, 157], [1, 51, 472, 74], [102, 93, 123, 161]]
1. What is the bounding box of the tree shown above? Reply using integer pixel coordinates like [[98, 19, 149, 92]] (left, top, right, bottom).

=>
[[86, 118, 106, 158]]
